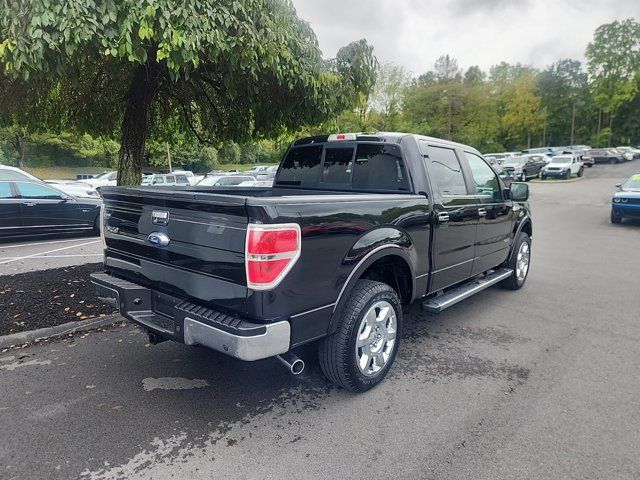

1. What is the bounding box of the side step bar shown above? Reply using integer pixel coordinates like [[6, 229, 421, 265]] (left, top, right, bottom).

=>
[[421, 268, 513, 313]]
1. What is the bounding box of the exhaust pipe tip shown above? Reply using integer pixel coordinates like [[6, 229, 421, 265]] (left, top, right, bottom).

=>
[[277, 352, 305, 375]]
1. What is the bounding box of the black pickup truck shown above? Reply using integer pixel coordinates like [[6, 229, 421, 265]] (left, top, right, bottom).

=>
[[92, 133, 532, 392]]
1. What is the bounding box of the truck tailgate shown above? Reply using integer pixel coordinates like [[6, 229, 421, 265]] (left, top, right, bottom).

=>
[[100, 187, 249, 313]]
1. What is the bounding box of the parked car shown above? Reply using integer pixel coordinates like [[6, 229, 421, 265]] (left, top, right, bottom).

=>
[[196, 174, 227, 186], [0, 165, 100, 198], [540, 155, 584, 180], [0, 179, 102, 239], [237, 179, 274, 187], [144, 173, 191, 187], [579, 152, 595, 167], [44, 180, 101, 199], [92, 132, 533, 392], [616, 147, 640, 161], [246, 165, 271, 173], [587, 149, 625, 164], [500, 155, 546, 181], [172, 170, 198, 185], [0, 165, 42, 181], [611, 174, 640, 224], [523, 153, 551, 165], [81, 171, 118, 188], [208, 175, 257, 187], [521, 147, 554, 157]]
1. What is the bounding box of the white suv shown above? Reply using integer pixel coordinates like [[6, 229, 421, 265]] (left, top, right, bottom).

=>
[[540, 155, 584, 180]]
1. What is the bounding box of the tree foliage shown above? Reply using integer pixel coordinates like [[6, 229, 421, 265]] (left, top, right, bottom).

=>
[[0, 0, 377, 184]]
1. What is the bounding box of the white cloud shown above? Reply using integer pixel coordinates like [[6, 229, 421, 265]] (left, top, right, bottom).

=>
[[291, 0, 639, 75]]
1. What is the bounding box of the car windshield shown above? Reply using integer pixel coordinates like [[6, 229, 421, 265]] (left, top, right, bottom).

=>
[[622, 174, 640, 191], [551, 156, 572, 163]]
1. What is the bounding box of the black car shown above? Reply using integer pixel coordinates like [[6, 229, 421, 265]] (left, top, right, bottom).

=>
[[0, 180, 102, 239], [500, 155, 547, 181], [587, 149, 625, 164], [92, 132, 532, 392]]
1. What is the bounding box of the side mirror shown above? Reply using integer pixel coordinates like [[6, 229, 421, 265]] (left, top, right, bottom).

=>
[[615, 183, 622, 191], [510, 182, 529, 201]]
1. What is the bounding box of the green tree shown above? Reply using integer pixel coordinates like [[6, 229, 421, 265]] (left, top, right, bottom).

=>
[[218, 141, 241, 165], [586, 18, 640, 145], [0, 0, 376, 184], [537, 59, 591, 146], [370, 62, 412, 130], [502, 72, 546, 148]]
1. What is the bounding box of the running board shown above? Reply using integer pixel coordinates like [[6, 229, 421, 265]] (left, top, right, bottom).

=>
[[421, 268, 513, 313]]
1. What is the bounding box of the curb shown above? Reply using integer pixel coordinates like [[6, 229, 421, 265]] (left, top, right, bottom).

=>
[[530, 176, 584, 184], [0, 314, 124, 349]]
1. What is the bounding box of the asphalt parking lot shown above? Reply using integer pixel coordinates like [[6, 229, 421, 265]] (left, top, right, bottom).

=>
[[1, 162, 639, 480], [0, 236, 103, 275]]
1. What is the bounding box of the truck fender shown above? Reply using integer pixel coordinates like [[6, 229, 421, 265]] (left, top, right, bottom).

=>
[[507, 215, 532, 264], [327, 229, 417, 336]]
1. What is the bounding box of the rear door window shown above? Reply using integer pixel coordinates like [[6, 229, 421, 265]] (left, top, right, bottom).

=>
[[15, 182, 64, 199], [175, 174, 188, 183], [425, 145, 469, 196]]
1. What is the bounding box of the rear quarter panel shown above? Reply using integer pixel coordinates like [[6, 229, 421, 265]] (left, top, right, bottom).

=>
[[246, 195, 431, 343]]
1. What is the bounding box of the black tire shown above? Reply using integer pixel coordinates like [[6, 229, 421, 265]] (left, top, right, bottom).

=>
[[499, 231, 531, 290], [611, 209, 622, 224], [319, 280, 402, 392], [540, 173, 547, 180], [520, 171, 527, 182], [577, 167, 584, 177], [586, 163, 593, 168]]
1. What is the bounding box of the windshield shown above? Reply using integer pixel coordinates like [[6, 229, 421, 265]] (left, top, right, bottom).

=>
[[622, 174, 640, 191], [551, 156, 572, 164]]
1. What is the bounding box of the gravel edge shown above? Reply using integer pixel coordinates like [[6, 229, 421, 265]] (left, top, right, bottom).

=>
[[0, 314, 124, 349]]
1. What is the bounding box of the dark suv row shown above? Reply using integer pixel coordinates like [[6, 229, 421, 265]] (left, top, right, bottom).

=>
[[586, 149, 626, 164]]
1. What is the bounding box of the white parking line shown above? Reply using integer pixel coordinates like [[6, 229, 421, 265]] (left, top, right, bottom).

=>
[[0, 237, 95, 250], [0, 254, 103, 260], [0, 240, 100, 265]]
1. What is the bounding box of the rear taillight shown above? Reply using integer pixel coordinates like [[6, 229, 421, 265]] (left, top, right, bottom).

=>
[[245, 223, 301, 290]]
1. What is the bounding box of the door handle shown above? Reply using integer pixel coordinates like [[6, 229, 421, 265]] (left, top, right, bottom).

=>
[[24, 202, 36, 207], [437, 212, 450, 223], [478, 208, 487, 217]]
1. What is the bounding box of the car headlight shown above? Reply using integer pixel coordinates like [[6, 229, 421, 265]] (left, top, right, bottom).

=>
[[613, 198, 621, 203]]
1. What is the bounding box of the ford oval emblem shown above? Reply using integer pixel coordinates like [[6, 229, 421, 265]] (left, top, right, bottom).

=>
[[148, 232, 170, 247]]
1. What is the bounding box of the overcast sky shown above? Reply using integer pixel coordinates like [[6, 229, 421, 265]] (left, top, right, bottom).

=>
[[292, 0, 639, 75]]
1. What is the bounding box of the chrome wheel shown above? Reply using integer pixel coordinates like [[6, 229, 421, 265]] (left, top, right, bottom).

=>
[[515, 241, 530, 282], [355, 301, 397, 377]]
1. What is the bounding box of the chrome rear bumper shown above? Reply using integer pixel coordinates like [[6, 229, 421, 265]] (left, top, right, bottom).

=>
[[91, 272, 290, 361]]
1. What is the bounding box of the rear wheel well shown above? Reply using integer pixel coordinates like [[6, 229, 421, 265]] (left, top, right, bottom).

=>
[[359, 256, 413, 305]]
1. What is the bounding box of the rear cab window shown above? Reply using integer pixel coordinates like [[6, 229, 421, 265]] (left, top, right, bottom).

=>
[[275, 142, 411, 192]]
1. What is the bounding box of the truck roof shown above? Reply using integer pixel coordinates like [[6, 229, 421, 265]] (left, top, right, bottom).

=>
[[292, 132, 481, 155]]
